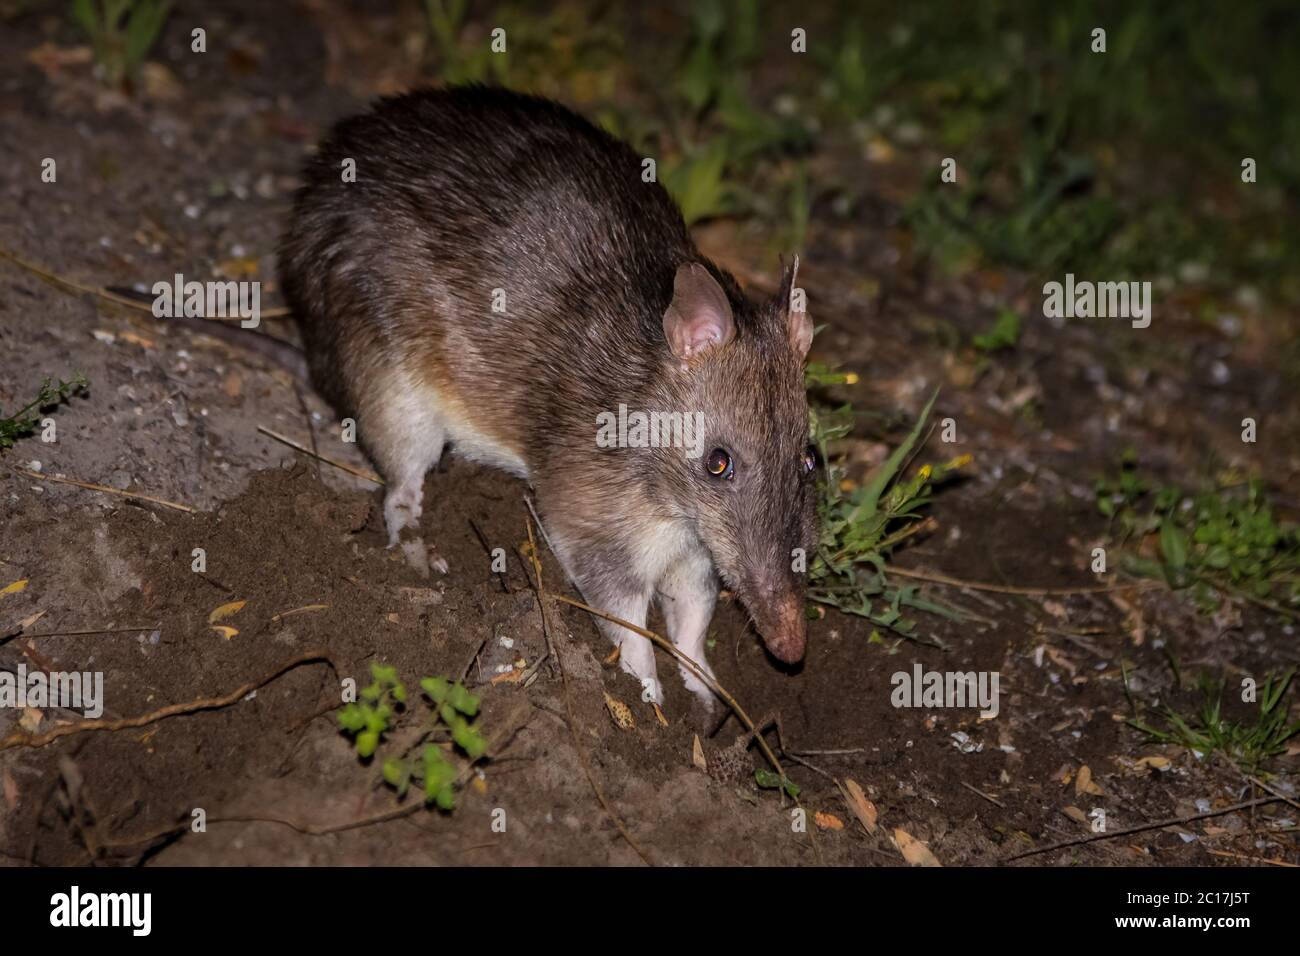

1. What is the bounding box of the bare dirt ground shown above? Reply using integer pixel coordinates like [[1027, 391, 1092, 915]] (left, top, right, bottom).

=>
[[1, 1, 1297, 866]]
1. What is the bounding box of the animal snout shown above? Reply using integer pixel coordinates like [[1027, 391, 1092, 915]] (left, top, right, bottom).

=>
[[760, 592, 807, 664]]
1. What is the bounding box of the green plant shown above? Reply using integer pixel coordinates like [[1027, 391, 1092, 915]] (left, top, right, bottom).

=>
[[336, 662, 407, 758], [338, 664, 487, 810], [71, 0, 172, 91], [805, 366, 966, 640], [0, 374, 87, 452], [422, 0, 506, 85], [972, 308, 1021, 353], [1130, 669, 1300, 772], [1097, 457, 1300, 616]]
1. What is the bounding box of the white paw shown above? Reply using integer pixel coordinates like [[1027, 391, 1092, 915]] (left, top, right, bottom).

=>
[[680, 662, 718, 708], [618, 636, 662, 704]]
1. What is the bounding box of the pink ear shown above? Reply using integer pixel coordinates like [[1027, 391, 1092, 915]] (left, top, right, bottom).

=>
[[663, 263, 736, 361], [782, 255, 813, 359]]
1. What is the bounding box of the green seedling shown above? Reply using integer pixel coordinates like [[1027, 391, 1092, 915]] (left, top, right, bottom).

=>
[[1130, 669, 1299, 772], [805, 366, 966, 640], [972, 309, 1021, 353], [336, 662, 406, 759], [0, 374, 87, 452], [1097, 457, 1300, 617], [71, 0, 172, 91], [340, 666, 487, 810], [754, 767, 800, 799]]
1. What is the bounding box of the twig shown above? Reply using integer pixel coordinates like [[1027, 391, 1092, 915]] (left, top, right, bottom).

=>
[[3, 623, 156, 647], [468, 517, 509, 593], [292, 383, 322, 480], [0, 245, 291, 318], [14, 468, 195, 513], [256, 426, 383, 484], [885, 564, 1159, 596], [961, 780, 1006, 808], [546, 590, 789, 782], [1205, 849, 1297, 867], [1002, 795, 1284, 862], [0, 650, 340, 750], [520, 515, 651, 865]]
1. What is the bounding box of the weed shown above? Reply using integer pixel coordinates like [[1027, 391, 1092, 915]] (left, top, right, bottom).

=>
[[1097, 456, 1300, 617], [337, 664, 487, 810], [0, 374, 87, 452], [972, 308, 1021, 353], [71, 0, 171, 91], [805, 365, 966, 639], [1130, 669, 1299, 772]]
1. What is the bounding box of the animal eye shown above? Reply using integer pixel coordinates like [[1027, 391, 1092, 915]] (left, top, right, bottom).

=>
[[705, 448, 734, 480], [803, 445, 818, 474]]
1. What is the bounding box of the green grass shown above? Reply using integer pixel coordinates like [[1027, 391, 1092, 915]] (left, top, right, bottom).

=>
[[1130, 668, 1299, 773], [409, 1, 1299, 307], [71, 0, 172, 91], [805, 363, 967, 641], [1097, 455, 1300, 619], [0, 374, 87, 452]]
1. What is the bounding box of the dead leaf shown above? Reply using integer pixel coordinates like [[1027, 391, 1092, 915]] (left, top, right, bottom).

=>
[[1136, 755, 1172, 771], [222, 370, 244, 399], [25, 43, 93, 76], [603, 646, 621, 665], [210, 625, 238, 640], [270, 604, 328, 624], [893, 828, 942, 866], [207, 600, 246, 624], [15, 609, 47, 631], [19, 708, 43, 734], [1042, 599, 1068, 621], [215, 257, 260, 280], [815, 811, 845, 831], [1075, 764, 1104, 796], [1, 579, 29, 598], [603, 692, 634, 730], [651, 703, 668, 727], [843, 778, 878, 834], [2, 769, 18, 811], [117, 330, 156, 349], [1062, 806, 1090, 826], [692, 734, 707, 771]]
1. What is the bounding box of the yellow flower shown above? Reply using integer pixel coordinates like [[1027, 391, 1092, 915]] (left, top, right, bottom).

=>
[[947, 454, 973, 469], [918, 464, 933, 480], [844, 372, 860, 384]]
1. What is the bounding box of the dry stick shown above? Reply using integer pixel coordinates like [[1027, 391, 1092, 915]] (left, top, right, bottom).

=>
[[3, 624, 156, 647], [257, 427, 383, 484], [0, 650, 339, 750], [960, 780, 1006, 808], [884, 564, 1160, 596], [13, 468, 196, 514], [521, 516, 652, 866], [1205, 849, 1297, 867], [1002, 795, 1284, 862], [545, 591, 788, 782], [0, 245, 291, 319], [520, 500, 823, 861]]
